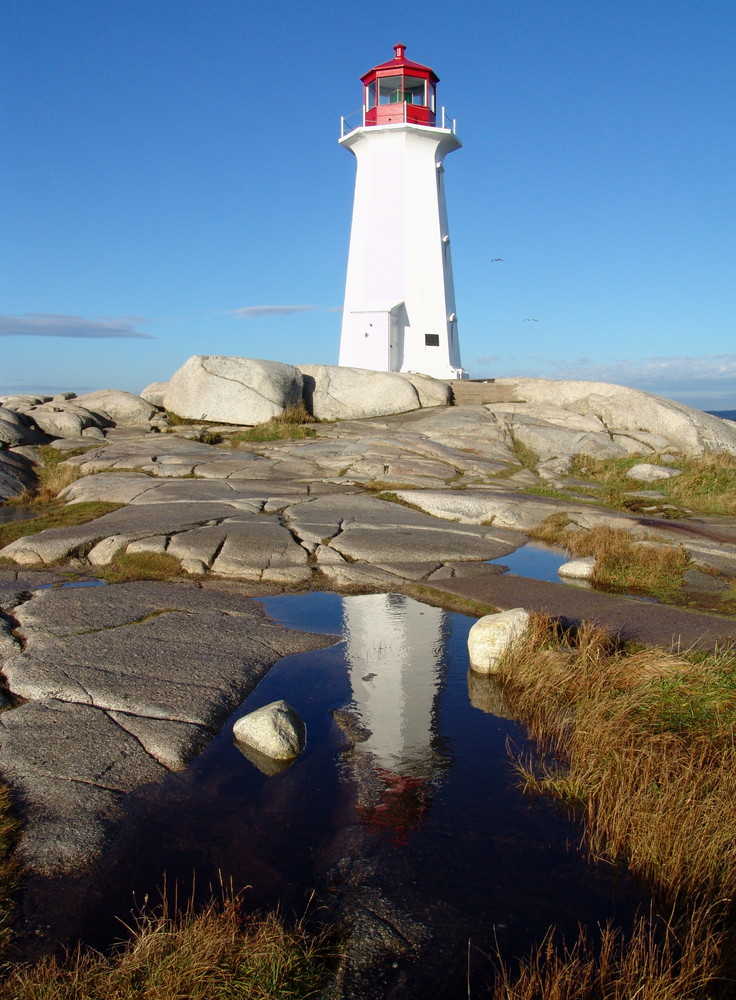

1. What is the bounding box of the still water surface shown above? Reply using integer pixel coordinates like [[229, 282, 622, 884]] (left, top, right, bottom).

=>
[[67, 592, 643, 994]]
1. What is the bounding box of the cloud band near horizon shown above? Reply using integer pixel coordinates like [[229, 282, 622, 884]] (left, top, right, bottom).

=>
[[0, 314, 154, 339]]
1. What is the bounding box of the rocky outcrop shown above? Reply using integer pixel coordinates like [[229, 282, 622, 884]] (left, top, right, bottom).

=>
[[489, 378, 736, 457], [164, 355, 303, 424], [72, 390, 157, 426]]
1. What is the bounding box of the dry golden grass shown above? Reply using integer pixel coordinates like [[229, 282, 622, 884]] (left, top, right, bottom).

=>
[[490, 906, 727, 1000], [532, 522, 690, 601], [498, 615, 736, 904], [0, 896, 334, 1000], [7, 445, 98, 507], [489, 617, 736, 997], [0, 784, 20, 956]]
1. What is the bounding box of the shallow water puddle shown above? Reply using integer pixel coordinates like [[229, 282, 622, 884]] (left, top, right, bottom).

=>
[[68, 591, 644, 994], [489, 539, 569, 581]]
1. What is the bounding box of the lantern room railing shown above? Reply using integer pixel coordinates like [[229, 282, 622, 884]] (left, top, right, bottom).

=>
[[340, 106, 457, 139]]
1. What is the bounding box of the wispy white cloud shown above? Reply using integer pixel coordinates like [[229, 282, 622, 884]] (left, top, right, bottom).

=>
[[229, 305, 319, 318], [0, 314, 154, 339]]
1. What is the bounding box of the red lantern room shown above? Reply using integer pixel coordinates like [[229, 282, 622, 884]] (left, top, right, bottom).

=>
[[361, 43, 438, 127]]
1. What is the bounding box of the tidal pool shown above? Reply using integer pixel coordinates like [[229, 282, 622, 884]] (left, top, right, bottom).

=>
[[62, 591, 644, 996]]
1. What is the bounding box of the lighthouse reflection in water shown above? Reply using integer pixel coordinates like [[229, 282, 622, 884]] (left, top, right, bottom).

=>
[[337, 593, 451, 841]]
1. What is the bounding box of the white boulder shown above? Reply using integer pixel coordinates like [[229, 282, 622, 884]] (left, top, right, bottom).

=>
[[467, 608, 530, 674], [232, 700, 306, 761], [558, 556, 597, 580], [165, 356, 303, 425], [140, 382, 169, 408], [627, 462, 682, 482], [299, 364, 428, 421]]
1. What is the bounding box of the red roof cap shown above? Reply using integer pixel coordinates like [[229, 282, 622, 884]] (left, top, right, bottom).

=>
[[360, 43, 439, 84]]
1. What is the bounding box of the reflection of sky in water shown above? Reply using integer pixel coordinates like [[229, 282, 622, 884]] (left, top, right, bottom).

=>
[[490, 540, 568, 581]]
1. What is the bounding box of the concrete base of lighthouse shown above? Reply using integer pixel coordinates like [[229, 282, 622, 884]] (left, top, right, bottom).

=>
[[338, 123, 466, 381]]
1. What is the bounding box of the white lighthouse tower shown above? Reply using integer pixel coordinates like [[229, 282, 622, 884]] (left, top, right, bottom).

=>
[[338, 44, 466, 380]]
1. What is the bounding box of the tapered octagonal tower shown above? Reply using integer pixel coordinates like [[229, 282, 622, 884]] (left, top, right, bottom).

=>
[[338, 44, 466, 380]]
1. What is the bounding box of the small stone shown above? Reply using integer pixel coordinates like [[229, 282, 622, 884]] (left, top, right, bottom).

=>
[[627, 463, 682, 482], [558, 556, 596, 580], [233, 700, 306, 762]]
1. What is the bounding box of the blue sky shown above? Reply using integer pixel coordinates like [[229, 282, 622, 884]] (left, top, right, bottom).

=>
[[2, 0, 734, 411]]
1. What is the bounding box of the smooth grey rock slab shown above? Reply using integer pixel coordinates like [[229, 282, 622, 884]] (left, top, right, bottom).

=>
[[0, 501, 246, 565], [140, 381, 168, 407], [209, 515, 311, 584], [490, 378, 736, 456], [392, 489, 637, 534], [0, 581, 336, 874], [0, 699, 167, 874], [0, 449, 37, 500]]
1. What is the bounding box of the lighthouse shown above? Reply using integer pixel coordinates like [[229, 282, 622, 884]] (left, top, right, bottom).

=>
[[338, 44, 466, 380]]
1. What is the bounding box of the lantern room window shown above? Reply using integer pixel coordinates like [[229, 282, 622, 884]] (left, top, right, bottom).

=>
[[378, 75, 427, 106]]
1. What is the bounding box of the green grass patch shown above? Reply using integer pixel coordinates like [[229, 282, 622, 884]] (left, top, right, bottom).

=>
[[0, 502, 124, 549], [228, 423, 317, 444], [570, 451, 736, 516], [95, 551, 184, 583], [509, 433, 539, 472]]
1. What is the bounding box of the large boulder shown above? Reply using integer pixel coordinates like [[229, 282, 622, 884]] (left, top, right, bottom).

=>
[[73, 390, 157, 426], [300, 364, 433, 421], [467, 608, 530, 674], [490, 379, 736, 456], [164, 356, 303, 425]]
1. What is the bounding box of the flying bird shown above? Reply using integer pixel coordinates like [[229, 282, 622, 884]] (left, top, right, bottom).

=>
[[491, 258, 504, 262], [523, 317, 538, 322]]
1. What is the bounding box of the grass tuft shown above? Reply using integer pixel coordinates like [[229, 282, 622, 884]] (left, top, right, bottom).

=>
[[0, 894, 335, 999], [8, 445, 99, 507], [95, 551, 184, 583], [533, 521, 690, 602], [497, 614, 736, 904], [490, 906, 726, 1000]]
